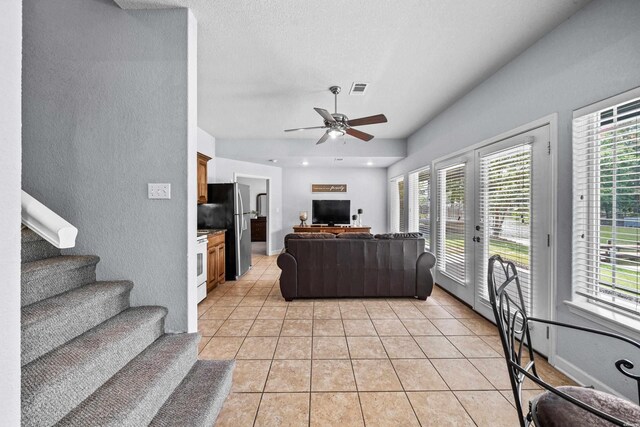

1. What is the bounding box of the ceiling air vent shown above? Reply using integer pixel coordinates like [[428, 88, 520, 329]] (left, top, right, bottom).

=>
[[349, 82, 368, 96]]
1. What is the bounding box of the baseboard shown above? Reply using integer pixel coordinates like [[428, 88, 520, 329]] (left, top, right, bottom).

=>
[[552, 355, 627, 399], [268, 247, 283, 256]]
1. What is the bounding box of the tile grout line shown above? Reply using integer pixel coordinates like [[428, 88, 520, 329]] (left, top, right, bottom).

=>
[[340, 302, 368, 427], [377, 306, 424, 427], [252, 259, 278, 427], [307, 302, 315, 427], [208, 277, 530, 425]]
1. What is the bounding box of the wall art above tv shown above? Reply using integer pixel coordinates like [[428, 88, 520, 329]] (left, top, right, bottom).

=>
[[311, 184, 347, 193]]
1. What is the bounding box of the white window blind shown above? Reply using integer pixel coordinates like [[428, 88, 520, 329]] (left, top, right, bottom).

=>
[[437, 164, 466, 283], [399, 178, 407, 232], [389, 176, 405, 233], [477, 144, 533, 312], [573, 93, 640, 317], [409, 168, 431, 249]]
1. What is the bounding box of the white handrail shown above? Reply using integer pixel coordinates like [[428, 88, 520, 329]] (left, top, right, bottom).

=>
[[21, 190, 77, 248]]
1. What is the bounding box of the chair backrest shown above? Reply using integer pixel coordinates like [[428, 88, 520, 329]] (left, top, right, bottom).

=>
[[487, 254, 539, 427]]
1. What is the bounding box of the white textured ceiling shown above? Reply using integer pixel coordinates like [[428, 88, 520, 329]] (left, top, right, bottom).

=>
[[116, 0, 588, 141]]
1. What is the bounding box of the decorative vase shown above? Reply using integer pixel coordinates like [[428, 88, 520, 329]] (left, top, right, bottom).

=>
[[352, 214, 358, 227], [299, 211, 308, 227], [357, 208, 364, 226]]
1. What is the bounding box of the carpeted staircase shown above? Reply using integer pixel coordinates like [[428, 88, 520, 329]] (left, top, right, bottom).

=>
[[21, 228, 234, 427]]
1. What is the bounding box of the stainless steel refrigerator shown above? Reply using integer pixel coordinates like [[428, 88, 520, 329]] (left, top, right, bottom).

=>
[[197, 183, 252, 280]]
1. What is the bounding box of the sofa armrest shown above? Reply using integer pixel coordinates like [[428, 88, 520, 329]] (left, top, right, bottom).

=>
[[416, 251, 436, 300], [277, 250, 297, 301]]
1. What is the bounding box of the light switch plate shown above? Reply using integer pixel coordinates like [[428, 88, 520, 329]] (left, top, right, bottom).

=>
[[148, 183, 171, 199]]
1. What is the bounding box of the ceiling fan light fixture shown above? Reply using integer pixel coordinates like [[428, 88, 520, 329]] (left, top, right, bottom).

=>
[[328, 129, 345, 139]]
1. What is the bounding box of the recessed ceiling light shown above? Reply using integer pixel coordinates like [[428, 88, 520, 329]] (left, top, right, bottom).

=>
[[302, 161, 309, 166], [366, 161, 373, 166], [269, 159, 278, 163]]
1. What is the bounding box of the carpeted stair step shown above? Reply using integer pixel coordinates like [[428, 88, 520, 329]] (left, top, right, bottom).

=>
[[22, 306, 167, 427], [21, 228, 61, 263], [22, 281, 134, 366], [149, 360, 235, 427], [56, 333, 199, 427], [22, 255, 100, 307]]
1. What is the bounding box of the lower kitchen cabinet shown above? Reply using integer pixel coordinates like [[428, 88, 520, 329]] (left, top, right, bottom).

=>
[[207, 233, 225, 291]]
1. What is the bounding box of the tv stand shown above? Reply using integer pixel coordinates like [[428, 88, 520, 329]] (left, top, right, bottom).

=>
[[292, 225, 371, 235]]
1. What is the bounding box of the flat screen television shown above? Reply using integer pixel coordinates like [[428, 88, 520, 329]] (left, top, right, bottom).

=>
[[312, 200, 351, 226]]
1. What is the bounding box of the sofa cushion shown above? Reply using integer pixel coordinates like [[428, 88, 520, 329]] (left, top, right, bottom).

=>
[[336, 232, 374, 239], [375, 232, 424, 239], [284, 232, 335, 248]]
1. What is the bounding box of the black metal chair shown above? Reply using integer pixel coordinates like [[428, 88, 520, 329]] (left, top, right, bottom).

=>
[[487, 254, 640, 427]]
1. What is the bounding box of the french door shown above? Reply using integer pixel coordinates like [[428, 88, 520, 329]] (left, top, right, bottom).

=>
[[434, 125, 552, 355]]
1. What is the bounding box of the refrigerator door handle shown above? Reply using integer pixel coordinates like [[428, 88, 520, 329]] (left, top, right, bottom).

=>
[[237, 188, 244, 240], [236, 218, 242, 275]]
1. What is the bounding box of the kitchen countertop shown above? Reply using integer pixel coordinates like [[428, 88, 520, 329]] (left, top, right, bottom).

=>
[[197, 229, 226, 238]]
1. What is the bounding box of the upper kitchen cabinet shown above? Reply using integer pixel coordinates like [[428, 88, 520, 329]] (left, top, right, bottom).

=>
[[197, 152, 212, 204]]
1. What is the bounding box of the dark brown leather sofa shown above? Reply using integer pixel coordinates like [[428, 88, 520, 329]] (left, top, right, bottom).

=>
[[277, 233, 436, 301]]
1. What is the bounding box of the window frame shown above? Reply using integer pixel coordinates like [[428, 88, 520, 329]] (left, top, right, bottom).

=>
[[408, 166, 432, 250], [570, 86, 640, 336], [435, 162, 468, 285], [389, 175, 406, 233]]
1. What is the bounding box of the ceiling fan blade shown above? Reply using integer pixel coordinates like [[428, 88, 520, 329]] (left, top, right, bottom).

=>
[[314, 107, 336, 123], [347, 114, 388, 127], [346, 128, 374, 142], [316, 131, 330, 145], [284, 126, 327, 132]]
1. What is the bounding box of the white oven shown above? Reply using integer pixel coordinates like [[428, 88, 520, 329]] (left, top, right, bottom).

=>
[[196, 235, 208, 302]]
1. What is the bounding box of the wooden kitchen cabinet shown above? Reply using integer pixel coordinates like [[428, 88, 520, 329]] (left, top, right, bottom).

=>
[[207, 244, 217, 292], [197, 152, 211, 204], [207, 232, 225, 291], [251, 217, 267, 242], [217, 242, 226, 283]]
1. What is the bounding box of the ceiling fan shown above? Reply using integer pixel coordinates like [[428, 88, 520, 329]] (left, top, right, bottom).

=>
[[285, 86, 388, 145]]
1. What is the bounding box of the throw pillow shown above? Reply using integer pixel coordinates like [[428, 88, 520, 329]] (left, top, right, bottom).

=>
[[284, 232, 336, 248], [374, 232, 425, 239]]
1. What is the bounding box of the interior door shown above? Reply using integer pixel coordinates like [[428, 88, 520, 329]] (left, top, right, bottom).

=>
[[473, 125, 551, 355]]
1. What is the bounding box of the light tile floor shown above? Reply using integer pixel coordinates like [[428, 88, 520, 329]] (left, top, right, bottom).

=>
[[198, 252, 575, 427]]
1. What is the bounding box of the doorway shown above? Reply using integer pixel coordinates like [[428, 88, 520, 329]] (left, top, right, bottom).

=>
[[433, 123, 554, 355], [235, 174, 270, 258]]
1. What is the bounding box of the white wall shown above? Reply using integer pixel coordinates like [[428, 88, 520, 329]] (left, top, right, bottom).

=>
[[214, 157, 283, 254], [0, 0, 22, 422], [282, 168, 388, 235], [388, 0, 640, 399], [186, 11, 198, 333], [22, 0, 195, 332], [197, 127, 216, 181], [236, 176, 267, 214]]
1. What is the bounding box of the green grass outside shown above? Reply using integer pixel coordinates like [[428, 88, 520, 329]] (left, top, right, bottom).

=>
[[444, 233, 638, 296], [600, 224, 640, 245], [444, 234, 530, 267]]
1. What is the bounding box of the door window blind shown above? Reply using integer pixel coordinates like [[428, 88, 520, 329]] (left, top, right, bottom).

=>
[[409, 168, 431, 249], [398, 178, 407, 232], [477, 144, 533, 313], [437, 164, 466, 283], [573, 95, 640, 316], [390, 176, 405, 233]]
